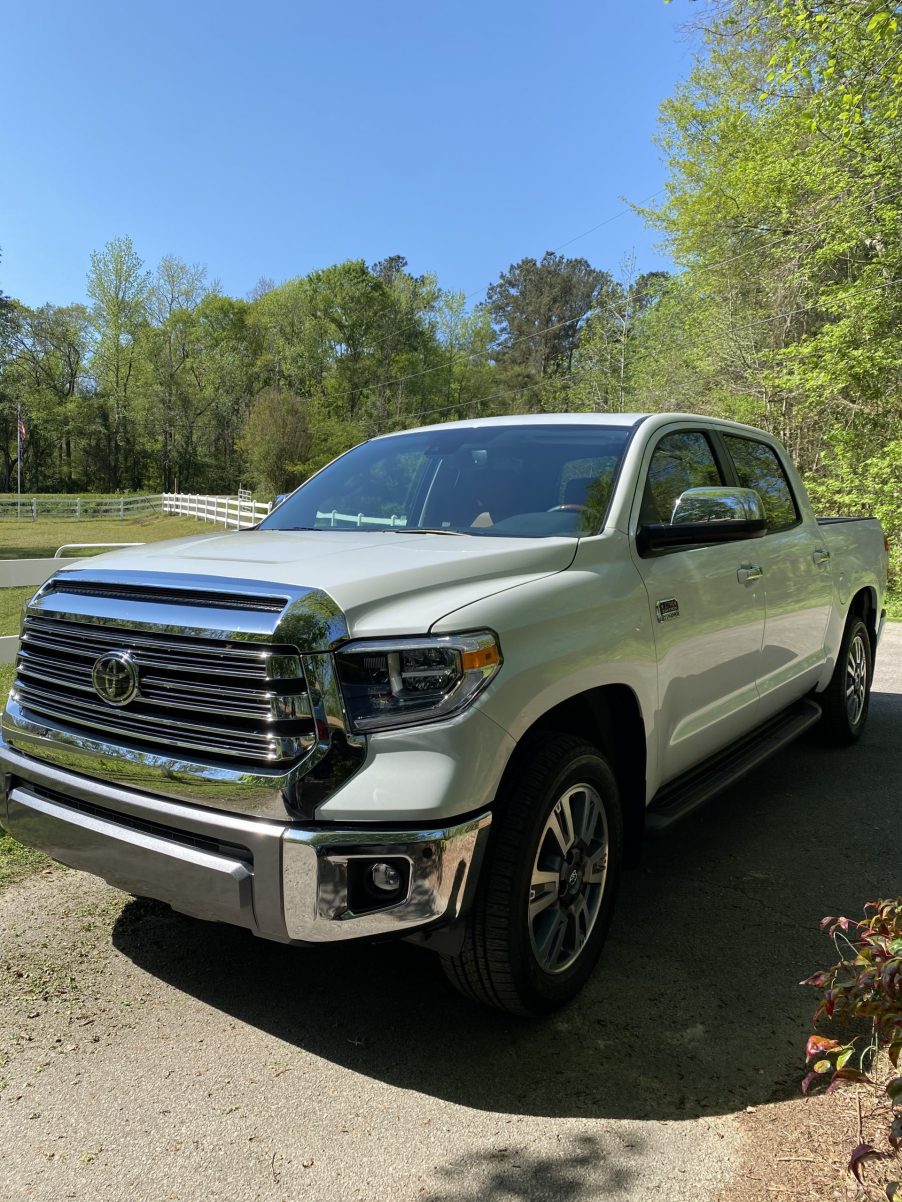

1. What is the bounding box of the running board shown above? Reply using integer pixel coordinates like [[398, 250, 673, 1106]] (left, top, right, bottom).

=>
[[645, 699, 822, 835]]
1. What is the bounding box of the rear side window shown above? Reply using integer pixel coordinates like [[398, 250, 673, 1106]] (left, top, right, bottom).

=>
[[723, 436, 798, 531], [639, 431, 723, 524]]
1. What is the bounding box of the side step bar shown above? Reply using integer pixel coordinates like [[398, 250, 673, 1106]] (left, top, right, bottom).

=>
[[645, 698, 822, 835]]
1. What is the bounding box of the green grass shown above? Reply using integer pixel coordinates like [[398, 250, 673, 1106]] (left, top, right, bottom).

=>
[[0, 513, 204, 559], [0, 832, 47, 888], [0, 664, 48, 887], [886, 592, 902, 621], [0, 587, 34, 636]]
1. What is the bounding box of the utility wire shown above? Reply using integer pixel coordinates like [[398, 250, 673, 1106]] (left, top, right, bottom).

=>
[[382, 273, 902, 430], [327, 190, 666, 362], [335, 183, 902, 409]]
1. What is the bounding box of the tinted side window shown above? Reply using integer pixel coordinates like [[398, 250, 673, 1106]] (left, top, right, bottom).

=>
[[640, 432, 723, 524], [723, 436, 798, 531]]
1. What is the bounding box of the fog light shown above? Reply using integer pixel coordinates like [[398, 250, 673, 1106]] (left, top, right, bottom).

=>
[[370, 862, 402, 893]]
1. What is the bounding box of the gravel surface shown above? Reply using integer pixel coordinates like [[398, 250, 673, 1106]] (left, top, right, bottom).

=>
[[1, 624, 899, 1202]]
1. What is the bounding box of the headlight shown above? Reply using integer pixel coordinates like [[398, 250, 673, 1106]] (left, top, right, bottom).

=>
[[334, 631, 502, 732]]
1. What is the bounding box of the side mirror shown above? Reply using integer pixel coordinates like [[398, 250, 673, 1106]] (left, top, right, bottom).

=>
[[273, 493, 290, 508], [638, 487, 766, 554]]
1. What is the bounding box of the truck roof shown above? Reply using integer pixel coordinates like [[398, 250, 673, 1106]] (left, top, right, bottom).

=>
[[379, 413, 649, 438], [377, 411, 786, 443]]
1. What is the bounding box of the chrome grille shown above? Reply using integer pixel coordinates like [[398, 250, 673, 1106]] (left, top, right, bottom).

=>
[[13, 614, 316, 766]]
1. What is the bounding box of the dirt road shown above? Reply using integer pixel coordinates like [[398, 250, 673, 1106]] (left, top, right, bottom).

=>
[[2, 625, 899, 1202]]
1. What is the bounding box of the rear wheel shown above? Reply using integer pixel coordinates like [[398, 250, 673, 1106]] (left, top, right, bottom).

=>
[[818, 615, 873, 745], [441, 735, 623, 1016]]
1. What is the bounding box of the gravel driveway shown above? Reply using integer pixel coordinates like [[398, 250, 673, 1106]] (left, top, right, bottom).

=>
[[2, 624, 900, 1202]]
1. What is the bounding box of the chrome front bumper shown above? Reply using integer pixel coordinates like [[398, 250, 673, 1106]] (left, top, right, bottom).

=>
[[0, 739, 491, 944]]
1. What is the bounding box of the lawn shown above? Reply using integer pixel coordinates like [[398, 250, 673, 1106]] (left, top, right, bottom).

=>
[[0, 662, 48, 886], [0, 586, 34, 636], [0, 512, 205, 559]]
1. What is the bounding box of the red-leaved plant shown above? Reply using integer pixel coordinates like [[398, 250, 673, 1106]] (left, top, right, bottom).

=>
[[802, 900, 902, 1194]]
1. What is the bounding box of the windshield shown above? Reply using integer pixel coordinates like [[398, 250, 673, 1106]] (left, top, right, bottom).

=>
[[259, 424, 633, 538]]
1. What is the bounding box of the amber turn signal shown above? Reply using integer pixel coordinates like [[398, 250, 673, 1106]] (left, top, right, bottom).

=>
[[461, 644, 501, 671]]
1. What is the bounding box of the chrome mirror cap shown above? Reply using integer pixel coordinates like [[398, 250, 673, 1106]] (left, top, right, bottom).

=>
[[671, 486, 765, 525]]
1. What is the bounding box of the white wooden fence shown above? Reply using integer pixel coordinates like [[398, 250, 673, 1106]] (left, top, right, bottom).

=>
[[0, 494, 163, 520], [0, 492, 273, 528], [160, 493, 272, 528]]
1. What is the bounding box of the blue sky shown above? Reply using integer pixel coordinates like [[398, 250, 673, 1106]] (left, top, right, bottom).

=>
[[1, 0, 697, 309]]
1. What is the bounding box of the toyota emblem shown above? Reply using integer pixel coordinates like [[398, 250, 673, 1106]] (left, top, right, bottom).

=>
[[91, 652, 140, 707]]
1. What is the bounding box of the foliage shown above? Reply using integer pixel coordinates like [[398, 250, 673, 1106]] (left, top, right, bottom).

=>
[[239, 389, 314, 495], [637, 0, 902, 594], [802, 899, 902, 1185], [486, 252, 610, 403], [0, 247, 617, 497]]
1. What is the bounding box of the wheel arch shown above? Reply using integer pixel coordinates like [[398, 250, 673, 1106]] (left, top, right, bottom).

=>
[[847, 585, 879, 653], [497, 684, 647, 868]]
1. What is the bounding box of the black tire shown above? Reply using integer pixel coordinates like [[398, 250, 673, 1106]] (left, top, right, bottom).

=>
[[817, 615, 873, 745], [441, 735, 623, 1016]]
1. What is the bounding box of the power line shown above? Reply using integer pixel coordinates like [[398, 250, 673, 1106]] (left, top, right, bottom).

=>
[[380, 273, 902, 431], [349, 180, 900, 369], [335, 183, 902, 410], [325, 190, 666, 363]]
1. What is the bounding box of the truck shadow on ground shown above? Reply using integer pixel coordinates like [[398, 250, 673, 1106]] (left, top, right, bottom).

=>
[[112, 689, 902, 1123]]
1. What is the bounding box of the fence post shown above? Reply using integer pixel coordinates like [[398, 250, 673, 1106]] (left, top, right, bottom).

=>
[[32, 497, 37, 521], [119, 497, 124, 519]]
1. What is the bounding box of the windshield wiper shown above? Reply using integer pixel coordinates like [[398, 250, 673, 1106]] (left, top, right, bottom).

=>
[[391, 527, 467, 536]]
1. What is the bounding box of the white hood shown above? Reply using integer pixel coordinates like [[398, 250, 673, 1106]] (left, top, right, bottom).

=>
[[57, 529, 577, 636]]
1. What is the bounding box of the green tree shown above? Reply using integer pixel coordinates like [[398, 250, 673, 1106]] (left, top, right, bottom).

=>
[[86, 236, 152, 488], [641, 3, 898, 456], [572, 257, 669, 412], [142, 256, 210, 490], [486, 252, 610, 410], [239, 388, 313, 495], [8, 303, 92, 489]]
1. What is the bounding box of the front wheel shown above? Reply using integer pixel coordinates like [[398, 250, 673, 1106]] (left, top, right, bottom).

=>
[[817, 615, 873, 745], [441, 735, 623, 1016]]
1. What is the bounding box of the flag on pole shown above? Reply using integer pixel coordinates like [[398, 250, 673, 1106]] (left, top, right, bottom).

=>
[[17, 414, 27, 450]]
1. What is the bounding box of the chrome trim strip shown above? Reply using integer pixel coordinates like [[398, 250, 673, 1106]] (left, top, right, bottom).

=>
[[8, 688, 311, 761], [23, 620, 283, 664]]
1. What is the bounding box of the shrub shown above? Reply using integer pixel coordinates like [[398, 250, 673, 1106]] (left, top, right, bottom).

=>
[[802, 899, 902, 1191]]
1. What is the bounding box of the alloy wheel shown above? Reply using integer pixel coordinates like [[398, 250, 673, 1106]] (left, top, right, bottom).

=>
[[528, 783, 609, 975]]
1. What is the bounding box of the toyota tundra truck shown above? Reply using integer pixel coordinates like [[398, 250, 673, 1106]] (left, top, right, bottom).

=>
[[0, 413, 888, 1014]]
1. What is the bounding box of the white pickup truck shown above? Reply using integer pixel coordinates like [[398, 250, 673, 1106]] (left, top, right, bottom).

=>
[[0, 413, 888, 1014]]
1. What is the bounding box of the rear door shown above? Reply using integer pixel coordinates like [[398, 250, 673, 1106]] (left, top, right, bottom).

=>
[[718, 433, 832, 717], [630, 427, 766, 784]]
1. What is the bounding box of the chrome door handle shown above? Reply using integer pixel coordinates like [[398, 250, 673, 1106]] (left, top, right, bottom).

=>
[[812, 548, 831, 567], [737, 563, 763, 584]]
